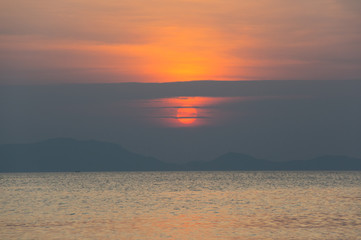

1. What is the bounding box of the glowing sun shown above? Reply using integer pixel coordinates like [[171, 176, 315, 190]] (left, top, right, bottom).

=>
[[176, 108, 197, 124]]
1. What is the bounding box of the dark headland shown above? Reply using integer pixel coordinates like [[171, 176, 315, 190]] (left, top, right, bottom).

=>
[[1, 138, 360, 172]]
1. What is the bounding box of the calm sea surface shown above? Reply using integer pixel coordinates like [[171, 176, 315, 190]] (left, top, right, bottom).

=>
[[1, 171, 361, 239]]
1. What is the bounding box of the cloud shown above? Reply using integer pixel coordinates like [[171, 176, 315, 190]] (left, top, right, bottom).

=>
[[0, 0, 158, 44], [1, 0, 361, 83], [336, 0, 361, 14]]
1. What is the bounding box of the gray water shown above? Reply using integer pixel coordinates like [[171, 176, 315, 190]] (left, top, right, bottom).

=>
[[1, 171, 361, 239]]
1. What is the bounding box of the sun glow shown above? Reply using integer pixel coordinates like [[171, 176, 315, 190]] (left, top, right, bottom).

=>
[[176, 107, 198, 124], [141, 96, 242, 127]]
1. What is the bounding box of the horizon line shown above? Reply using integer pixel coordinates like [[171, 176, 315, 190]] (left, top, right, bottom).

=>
[[2, 79, 361, 87]]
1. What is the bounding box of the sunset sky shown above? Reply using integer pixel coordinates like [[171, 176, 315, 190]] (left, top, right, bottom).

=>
[[1, 0, 360, 163], [1, 0, 361, 84]]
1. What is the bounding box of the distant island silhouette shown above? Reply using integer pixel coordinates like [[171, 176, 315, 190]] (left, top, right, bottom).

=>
[[1, 138, 360, 172]]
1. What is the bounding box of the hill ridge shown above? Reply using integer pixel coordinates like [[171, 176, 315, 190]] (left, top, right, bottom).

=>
[[1, 138, 360, 172]]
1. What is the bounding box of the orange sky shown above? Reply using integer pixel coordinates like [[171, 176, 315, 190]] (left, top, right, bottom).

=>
[[1, 0, 361, 83]]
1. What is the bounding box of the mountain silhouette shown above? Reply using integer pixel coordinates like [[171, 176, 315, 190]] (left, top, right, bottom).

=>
[[274, 155, 361, 171], [184, 152, 361, 171], [0, 138, 176, 172], [0, 138, 360, 172], [182, 152, 275, 171]]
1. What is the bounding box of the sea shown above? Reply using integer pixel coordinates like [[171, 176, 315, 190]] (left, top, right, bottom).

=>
[[1, 171, 361, 239]]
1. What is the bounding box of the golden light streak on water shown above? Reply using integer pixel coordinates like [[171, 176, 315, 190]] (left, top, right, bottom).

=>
[[1, 172, 361, 239]]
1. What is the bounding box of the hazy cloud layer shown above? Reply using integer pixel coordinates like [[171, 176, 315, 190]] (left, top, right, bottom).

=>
[[1, 80, 360, 162]]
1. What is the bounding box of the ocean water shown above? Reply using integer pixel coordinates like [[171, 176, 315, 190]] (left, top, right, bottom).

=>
[[1, 171, 361, 239]]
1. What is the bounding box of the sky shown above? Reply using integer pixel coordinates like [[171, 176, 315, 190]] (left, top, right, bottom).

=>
[[1, 0, 361, 84], [1, 0, 361, 163]]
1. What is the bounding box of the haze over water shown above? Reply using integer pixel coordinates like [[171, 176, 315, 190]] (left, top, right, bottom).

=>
[[1, 171, 361, 239]]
